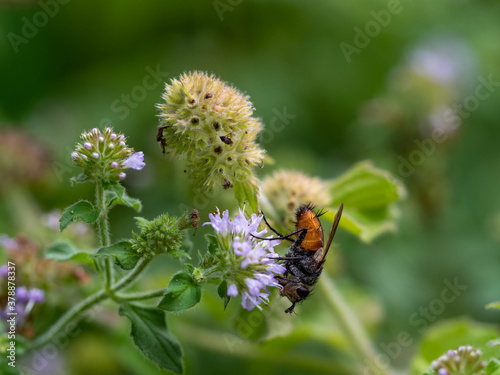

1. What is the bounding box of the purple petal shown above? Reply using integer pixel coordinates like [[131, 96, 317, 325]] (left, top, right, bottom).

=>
[[17, 287, 29, 303], [0, 265, 8, 278], [123, 152, 146, 170], [227, 283, 238, 297], [28, 288, 45, 303]]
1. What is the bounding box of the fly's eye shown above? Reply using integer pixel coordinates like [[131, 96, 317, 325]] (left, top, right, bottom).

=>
[[297, 287, 309, 298]]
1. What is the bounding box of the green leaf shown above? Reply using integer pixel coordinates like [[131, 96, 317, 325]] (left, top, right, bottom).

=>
[[217, 280, 231, 310], [486, 301, 500, 310], [327, 161, 406, 243], [45, 240, 92, 264], [330, 161, 405, 209], [106, 189, 142, 212], [485, 358, 500, 375], [91, 241, 141, 270], [409, 318, 500, 375], [119, 303, 183, 373], [158, 272, 202, 311], [59, 200, 100, 231], [69, 173, 89, 186], [112, 183, 125, 198], [205, 234, 219, 255], [488, 338, 500, 347], [233, 180, 259, 215], [323, 205, 398, 243]]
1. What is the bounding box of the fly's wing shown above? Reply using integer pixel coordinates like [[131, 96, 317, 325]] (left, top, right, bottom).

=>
[[320, 203, 343, 262]]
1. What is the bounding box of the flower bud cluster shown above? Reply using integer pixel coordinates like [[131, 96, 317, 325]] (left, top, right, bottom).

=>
[[430, 346, 487, 375], [71, 127, 145, 183]]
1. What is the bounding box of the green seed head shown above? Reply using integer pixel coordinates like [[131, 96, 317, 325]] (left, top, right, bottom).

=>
[[157, 71, 265, 192]]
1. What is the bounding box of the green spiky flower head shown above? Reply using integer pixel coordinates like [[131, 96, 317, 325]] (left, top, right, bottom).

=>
[[157, 71, 265, 192]]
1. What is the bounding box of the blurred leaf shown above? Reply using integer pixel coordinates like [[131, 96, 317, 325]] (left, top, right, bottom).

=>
[[410, 318, 500, 375], [488, 339, 500, 347], [59, 200, 99, 231], [330, 161, 405, 209], [486, 301, 500, 310], [45, 240, 92, 264], [233, 180, 259, 215], [327, 161, 406, 243], [217, 280, 231, 310], [158, 272, 202, 311], [485, 358, 500, 375], [69, 173, 89, 186], [324, 205, 398, 243], [119, 303, 183, 373], [205, 234, 219, 255], [91, 241, 140, 270], [106, 189, 142, 212]]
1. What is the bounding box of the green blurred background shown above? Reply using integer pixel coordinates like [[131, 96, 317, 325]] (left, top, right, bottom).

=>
[[1, 0, 499, 374]]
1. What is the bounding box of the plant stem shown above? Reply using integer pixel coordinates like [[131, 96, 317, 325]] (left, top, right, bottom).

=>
[[319, 272, 386, 375], [116, 288, 165, 301], [29, 257, 152, 350], [96, 182, 113, 289], [111, 257, 151, 291], [30, 289, 107, 350]]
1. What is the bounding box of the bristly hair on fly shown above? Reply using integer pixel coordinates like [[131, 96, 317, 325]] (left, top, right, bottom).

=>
[[292, 202, 326, 227]]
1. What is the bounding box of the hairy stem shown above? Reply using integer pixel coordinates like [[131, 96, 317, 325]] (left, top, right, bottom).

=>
[[29, 289, 107, 350], [116, 288, 165, 301], [96, 182, 113, 289], [29, 257, 152, 350], [319, 272, 387, 375]]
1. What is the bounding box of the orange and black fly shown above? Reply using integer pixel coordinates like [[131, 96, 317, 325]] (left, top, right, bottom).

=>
[[254, 203, 343, 313]]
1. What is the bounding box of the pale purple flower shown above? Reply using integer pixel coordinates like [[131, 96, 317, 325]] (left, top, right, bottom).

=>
[[43, 210, 61, 231], [17, 287, 29, 303], [203, 209, 230, 236], [0, 235, 18, 251], [111, 161, 118, 168], [84, 142, 92, 150], [92, 152, 99, 159], [71, 152, 79, 160], [227, 284, 238, 297], [0, 265, 8, 278], [28, 288, 45, 303], [118, 172, 126, 179], [204, 207, 285, 311], [123, 151, 146, 170]]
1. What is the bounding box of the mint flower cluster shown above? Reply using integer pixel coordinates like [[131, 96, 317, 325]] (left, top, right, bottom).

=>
[[203, 208, 285, 311], [71, 127, 145, 183], [157, 71, 265, 192], [430, 346, 486, 375]]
